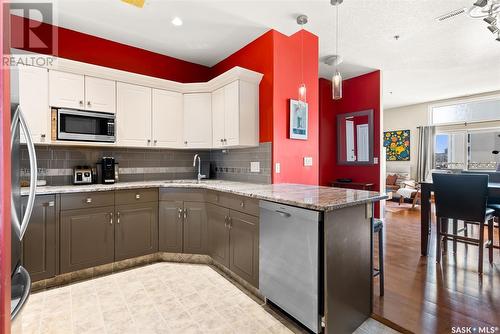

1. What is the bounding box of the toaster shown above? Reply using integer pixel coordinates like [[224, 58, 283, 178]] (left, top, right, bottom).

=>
[[73, 166, 93, 185]]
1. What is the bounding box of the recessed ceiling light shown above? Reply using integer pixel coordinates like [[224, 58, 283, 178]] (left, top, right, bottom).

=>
[[171, 17, 183, 26]]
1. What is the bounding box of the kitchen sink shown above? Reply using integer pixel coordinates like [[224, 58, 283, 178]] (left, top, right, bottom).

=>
[[163, 179, 211, 184]]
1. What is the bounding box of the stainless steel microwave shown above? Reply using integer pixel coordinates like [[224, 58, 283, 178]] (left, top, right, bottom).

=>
[[56, 109, 115, 142]]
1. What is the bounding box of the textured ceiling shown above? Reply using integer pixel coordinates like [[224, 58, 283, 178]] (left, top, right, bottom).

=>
[[13, 0, 500, 108]]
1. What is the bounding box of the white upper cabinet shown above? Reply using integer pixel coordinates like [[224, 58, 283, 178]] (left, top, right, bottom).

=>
[[116, 82, 152, 147], [223, 80, 241, 147], [18, 65, 50, 144], [211, 87, 225, 148], [211, 80, 259, 148], [152, 89, 183, 148], [84, 76, 116, 113], [27, 56, 262, 148], [49, 70, 116, 113], [49, 70, 85, 109], [183, 93, 212, 148]]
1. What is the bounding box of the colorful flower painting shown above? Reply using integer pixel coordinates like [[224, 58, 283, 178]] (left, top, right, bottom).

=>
[[384, 130, 410, 161]]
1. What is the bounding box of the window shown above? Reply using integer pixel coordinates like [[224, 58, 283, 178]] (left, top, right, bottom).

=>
[[468, 129, 500, 170], [431, 96, 500, 125], [434, 132, 466, 170], [434, 128, 500, 171]]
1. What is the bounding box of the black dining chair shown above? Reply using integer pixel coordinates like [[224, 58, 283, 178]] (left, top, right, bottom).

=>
[[487, 198, 500, 250], [461, 171, 500, 250], [432, 173, 495, 274]]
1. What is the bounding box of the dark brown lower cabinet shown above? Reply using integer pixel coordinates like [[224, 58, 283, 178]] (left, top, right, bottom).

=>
[[206, 203, 259, 288], [159, 201, 183, 253], [183, 202, 208, 254], [60, 206, 115, 273], [22, 195, 57, 282], [159, 199, 207, 254], [207, 203, 230, 267], [115, 202, 158, 261], [229, 210, 259, 287]]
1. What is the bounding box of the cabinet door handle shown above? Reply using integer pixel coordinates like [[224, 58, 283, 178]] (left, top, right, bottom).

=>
[[220, 139, 224, 143], [41, 134, 46, 139], [154, 139, 158, 145], [87, 101, 91, 107], [178, 208, 183, 219], [184, 141, 188, 145], [48, 201, 55, 207], [228, 216, 232, 229], [109, 212, 113, 225], [135, 194, 141, 200], [224, 216, 229, 228], [183, 208, 187, 220], [79, 100, 83, 106], [147, 139, 151, 144], [240, 201, 245, 208], [86, 197, 92, 204], [117, 212, 120, 224]]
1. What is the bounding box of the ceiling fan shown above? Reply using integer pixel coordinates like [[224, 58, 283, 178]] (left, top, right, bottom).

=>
[[469, 0, 500, 41], [438, 0, 500, 41]]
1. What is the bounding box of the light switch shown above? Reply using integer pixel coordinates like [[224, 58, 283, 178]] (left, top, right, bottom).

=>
[[275, 163, 281, 174], [250, 162, 260, 173], [304, 157, 313, 166]]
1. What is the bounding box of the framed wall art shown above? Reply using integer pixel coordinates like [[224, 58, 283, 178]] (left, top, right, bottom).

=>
[[384, 129, 410, 161], [289, 99, 308, 140]]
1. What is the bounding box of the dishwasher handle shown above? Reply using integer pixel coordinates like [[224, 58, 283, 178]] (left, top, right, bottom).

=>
[[275, 210, 291, 218]]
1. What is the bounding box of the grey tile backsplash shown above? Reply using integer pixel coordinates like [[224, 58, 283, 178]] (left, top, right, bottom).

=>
[[20, 142, 271, 186], [210, 142, 272, 184]]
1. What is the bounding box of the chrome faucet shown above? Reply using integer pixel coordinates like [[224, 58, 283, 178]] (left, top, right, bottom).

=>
[[193, 154, 206, 183]]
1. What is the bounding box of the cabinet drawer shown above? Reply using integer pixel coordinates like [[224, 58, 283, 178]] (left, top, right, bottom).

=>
[[160, 188, 205, 202], [115, 188, 158, 205], [61, 191, 115, 211], [207, 191, 259, 216]]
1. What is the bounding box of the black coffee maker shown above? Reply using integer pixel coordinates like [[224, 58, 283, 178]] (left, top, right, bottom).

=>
[[98, 157, 119, 184]]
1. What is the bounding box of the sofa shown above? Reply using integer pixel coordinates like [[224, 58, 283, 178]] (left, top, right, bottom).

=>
[[386, 166, 420, 207]]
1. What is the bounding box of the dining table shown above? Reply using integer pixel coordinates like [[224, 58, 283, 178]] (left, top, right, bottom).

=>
[[420, 180, 500, 256]]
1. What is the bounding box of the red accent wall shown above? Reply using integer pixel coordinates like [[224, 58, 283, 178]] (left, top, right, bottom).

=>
[[319, 71, 381, 190], [272, 30, 319, 184], [211, 29, 319, 184], [1, 2, 12, 333], [10, 15, 210, 83]]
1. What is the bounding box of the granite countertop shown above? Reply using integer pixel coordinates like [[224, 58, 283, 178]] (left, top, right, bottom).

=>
[[22, 180, 388, 212]]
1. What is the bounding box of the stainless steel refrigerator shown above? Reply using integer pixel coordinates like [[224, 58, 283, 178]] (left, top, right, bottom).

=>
[[10, 65, 38, 321]]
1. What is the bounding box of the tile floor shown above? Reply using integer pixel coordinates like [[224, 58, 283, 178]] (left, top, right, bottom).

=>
[[12, 262, 399, 334]]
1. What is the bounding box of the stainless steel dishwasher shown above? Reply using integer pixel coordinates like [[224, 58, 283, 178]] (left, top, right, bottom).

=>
[[259, 200, 322, 333]]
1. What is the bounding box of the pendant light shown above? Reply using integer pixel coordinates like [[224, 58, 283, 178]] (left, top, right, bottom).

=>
[[331, 0, 343, 100], [297, 14, 308, 105]]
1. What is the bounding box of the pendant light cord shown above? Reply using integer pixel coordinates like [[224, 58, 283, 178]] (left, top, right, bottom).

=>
[[301, 24, 304, 85], [335, 4, 339, 72]]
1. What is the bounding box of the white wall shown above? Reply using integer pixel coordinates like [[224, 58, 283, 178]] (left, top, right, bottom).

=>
[[383, 90, 500, 179], [384, 103, 428, 179]]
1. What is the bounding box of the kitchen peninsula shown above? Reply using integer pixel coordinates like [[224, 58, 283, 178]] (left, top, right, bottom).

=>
[[22, 180, 386, 333]]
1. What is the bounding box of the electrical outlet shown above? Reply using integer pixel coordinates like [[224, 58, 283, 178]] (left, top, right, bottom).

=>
[[374, 157, 379, 164], [250, 162, 260, 173], [304, 157, 313, 166], [275, 163, 281, 174]]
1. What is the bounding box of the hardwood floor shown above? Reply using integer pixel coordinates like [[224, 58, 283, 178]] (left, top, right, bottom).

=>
[[373, 201, 500, 334]]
